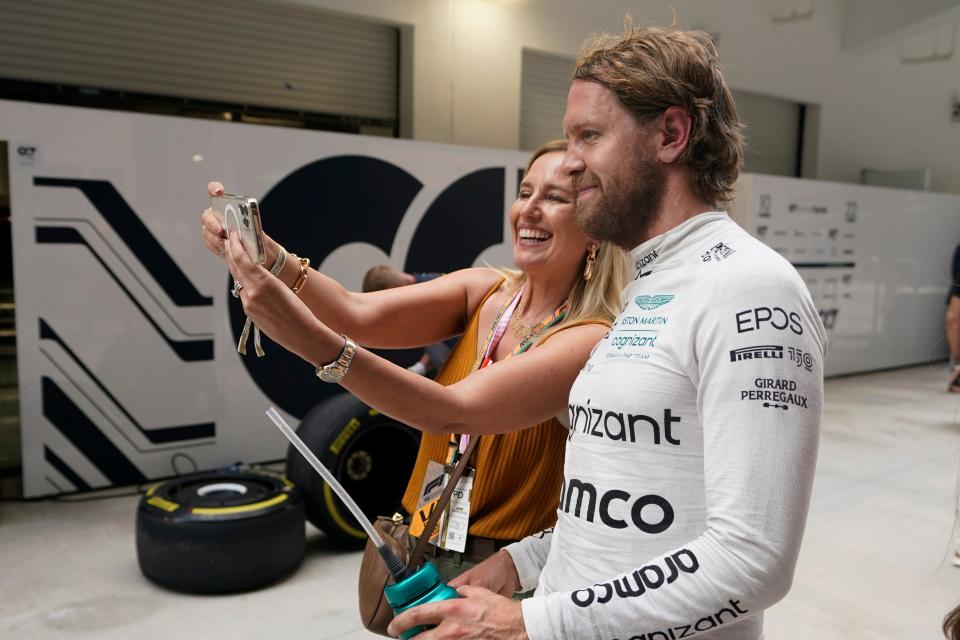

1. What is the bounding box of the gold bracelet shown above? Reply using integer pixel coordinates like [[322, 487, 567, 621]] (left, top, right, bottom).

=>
[[290, 254, 310, 294]]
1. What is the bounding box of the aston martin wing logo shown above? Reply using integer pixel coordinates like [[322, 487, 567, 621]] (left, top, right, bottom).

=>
[[634, 294, 674, 310]]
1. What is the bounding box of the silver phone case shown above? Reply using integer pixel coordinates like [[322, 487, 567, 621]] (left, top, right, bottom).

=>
[[210, 194, 266, 264]]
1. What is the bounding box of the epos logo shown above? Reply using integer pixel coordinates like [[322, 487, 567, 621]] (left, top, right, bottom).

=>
[[735, 306, 803, 335]]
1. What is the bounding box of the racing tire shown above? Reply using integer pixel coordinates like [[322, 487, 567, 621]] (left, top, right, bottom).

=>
[[286, 392, 421, 547], [136, 469, 305, 594]]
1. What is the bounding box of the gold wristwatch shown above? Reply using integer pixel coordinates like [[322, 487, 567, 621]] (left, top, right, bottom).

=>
[[316, 336, 356, 383]]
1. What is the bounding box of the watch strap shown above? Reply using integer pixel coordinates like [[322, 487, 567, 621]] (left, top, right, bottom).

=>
[[317, 335, 355, 382]]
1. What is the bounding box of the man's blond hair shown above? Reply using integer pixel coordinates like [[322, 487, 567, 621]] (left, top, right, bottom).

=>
[[574, 22, 744, 206]]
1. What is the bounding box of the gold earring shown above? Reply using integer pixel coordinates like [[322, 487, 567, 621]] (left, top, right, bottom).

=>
[[584, 244, 598, 281]]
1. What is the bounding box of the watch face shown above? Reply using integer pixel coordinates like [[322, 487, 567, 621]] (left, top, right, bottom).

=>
[[318, 368, 343, 383]]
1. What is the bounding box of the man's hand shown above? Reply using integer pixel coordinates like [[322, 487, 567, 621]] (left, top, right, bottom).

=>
[[448, 549, 522, 597], [387, 585, 527, 640]]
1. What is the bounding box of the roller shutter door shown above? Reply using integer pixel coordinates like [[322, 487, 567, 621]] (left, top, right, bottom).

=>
[[0, 0, 398, 125], [732, 89, 803, 177], [520, 48, 573, 150], [519, 49, 804, 177]]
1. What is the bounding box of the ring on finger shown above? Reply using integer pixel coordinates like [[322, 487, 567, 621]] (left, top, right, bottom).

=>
[[232, 282, 244, 298]]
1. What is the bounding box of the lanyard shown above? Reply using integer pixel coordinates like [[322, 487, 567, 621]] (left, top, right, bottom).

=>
[[478, 286, 524, 370], [450, 285, 569, 462]]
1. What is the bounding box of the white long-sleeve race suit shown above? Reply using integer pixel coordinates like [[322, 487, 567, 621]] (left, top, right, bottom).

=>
[[505, 211, 826, 640]]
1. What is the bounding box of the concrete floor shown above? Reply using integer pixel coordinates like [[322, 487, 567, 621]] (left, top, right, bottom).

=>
[[1, 364, 959, 639]]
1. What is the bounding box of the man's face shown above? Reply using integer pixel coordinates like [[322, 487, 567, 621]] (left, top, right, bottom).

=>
[[561, 80, 665, 249]]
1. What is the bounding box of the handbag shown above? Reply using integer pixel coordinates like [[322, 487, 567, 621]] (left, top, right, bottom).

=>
[[357, 436, 479, 635]]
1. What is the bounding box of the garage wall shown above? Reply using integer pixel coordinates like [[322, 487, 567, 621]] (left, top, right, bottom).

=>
[[517, 47, 806, 178], [3, 98, 529, 496], [4, 0, 957, 193], [0, 0, 399, 127], [286, 0, 960, 196]]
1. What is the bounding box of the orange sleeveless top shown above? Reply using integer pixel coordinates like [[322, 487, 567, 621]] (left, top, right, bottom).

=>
[[400, 281, 607, 540]]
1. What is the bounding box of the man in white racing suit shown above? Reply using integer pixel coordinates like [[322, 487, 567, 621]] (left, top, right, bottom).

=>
[[389, 23, 825, 640]]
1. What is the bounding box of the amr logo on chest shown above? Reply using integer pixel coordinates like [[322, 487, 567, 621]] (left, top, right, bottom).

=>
[[607, 294, 674, 356]]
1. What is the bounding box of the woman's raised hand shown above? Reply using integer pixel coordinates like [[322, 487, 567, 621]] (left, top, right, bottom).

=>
[[201, 181, 282, 267], [223, 228, 333, 364], [200, 181, 228, 258]]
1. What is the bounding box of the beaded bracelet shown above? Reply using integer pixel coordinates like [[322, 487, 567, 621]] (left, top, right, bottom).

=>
[[269, 246, 287, 276]]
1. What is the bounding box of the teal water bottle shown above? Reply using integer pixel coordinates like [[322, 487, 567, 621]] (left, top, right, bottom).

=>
[[384, 562, 460, 639], [263, 408, 460, 640]]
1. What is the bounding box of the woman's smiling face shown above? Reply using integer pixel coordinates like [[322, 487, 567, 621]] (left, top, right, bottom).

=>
[[510, 150, 592, 278]]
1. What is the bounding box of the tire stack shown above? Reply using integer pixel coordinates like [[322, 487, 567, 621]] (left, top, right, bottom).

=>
[[136, 393, 421, 593], [285, 393, 421, 547], [136, 468, 305, 593]]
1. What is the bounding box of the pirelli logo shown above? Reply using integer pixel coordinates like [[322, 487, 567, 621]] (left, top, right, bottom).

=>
[[729, 345, 783, 362]]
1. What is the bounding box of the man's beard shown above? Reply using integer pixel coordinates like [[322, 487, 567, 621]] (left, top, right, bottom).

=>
[[575, 150, 665, 250]]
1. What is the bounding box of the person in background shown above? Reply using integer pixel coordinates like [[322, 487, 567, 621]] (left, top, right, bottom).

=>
[[362, 264, 446, 292], [362, 265, 451, 376], [201, 139, 629, 582], [362, 264, 417, 291], [945, 244, 960, 392]]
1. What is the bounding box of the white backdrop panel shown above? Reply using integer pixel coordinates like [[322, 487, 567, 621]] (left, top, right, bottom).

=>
[[2, 99, 525, 497], [6, 99, 960, 496], [730, 174, 960, 376]]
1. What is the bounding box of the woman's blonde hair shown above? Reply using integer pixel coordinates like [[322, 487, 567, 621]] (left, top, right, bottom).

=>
[[499, 139, 629, 340]]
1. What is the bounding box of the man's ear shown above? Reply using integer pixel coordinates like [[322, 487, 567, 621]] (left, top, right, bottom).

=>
[[658, 105, 692, 164]]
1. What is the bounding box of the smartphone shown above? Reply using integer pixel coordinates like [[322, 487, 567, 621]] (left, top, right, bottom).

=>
[[210, 194, 266, 264]]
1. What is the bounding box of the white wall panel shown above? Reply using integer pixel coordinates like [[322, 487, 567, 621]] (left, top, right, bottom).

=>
[[730, 173, 960, 375], [2, 99, 526, 497]]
